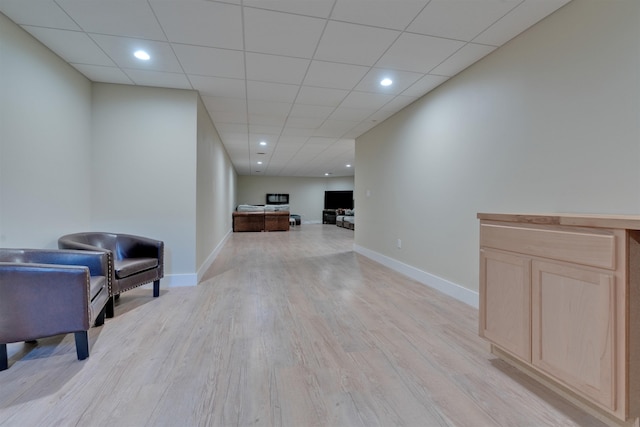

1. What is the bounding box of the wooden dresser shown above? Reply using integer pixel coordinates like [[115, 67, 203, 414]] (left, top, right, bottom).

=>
[[477, 213, 640, 425]]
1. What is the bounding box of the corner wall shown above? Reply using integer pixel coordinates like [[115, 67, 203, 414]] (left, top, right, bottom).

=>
[[91, 83, 199, 284], [355, 0, 640, 305], [0, 13, 92, 248], [196, 96, 237, 279]]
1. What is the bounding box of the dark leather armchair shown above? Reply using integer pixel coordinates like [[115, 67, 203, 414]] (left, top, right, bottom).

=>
[[0, 248, 109, 370], [58, 232, 164, 318]]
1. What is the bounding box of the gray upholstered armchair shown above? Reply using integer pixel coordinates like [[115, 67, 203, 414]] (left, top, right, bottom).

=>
[[58, 232, 164, 318], [0, 248, 109, 370]]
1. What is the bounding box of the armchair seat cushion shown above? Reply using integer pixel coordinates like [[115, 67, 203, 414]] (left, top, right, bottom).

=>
[[115, 258, 158, 279]]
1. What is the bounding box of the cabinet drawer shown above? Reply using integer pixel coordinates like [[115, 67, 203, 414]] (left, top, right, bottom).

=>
[[480, 224, 615, 270]]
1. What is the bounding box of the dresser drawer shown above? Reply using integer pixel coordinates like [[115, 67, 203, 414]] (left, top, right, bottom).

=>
[[480, 223, 615, 270]]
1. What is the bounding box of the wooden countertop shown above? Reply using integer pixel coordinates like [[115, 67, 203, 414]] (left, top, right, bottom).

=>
[[477, 212, 640, 230]]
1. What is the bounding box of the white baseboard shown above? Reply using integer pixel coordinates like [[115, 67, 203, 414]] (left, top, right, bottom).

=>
[[353, 244, 479, 309], [140, 229, 232, 289], [196, 229, 233, 283]]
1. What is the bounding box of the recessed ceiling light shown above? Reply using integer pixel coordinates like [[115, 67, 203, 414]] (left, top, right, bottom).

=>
[[324, 173, 331, 176], [346, 164, 352, 168], [257, 161, 263, 165], [380, 78, 393, 87], [134, 50, 150, 60], [259, 141, 267, 146]]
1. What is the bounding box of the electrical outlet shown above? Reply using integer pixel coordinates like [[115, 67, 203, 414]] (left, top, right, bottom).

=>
[[397, 239, 402, 249]]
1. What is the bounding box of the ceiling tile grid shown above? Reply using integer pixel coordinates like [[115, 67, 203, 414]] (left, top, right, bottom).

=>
[[0, 0, 571, 177]]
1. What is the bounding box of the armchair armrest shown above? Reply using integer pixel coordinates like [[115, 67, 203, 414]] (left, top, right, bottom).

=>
[[0, 249, 109, 277], [0, 263, 91, 343]]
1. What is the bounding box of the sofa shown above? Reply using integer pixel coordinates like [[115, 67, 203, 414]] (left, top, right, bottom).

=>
[[336, 209, 355, 230], [233, 205, 290, 232], [0, 248, 110, 369], [58, 232, 164, 318]]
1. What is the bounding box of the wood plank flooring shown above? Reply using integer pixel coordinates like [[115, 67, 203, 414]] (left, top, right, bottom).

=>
[[0, 225, 608, 426]]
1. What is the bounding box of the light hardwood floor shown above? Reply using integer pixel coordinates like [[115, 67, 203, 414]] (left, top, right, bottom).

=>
[[1, 225, 608, 426]]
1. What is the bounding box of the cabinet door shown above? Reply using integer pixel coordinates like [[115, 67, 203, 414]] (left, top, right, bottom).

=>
[[480, 249, 531, 362], [531, 260, 616, 411]]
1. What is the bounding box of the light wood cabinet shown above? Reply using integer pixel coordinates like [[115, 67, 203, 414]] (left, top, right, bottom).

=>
[[478, 213, 640, 424], [531, 260, 615, 410], [480, 249, 531, 362]]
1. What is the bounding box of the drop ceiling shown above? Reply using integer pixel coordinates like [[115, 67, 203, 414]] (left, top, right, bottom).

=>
[[0, 0, 570, 177]]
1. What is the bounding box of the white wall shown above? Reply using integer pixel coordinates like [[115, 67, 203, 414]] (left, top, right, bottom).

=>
[[91, 84, 198, 281], [237, 175, 354, 223], [355, 0, 640, 303], [196, 96, 237, 276], [0, 13, 92, 248]]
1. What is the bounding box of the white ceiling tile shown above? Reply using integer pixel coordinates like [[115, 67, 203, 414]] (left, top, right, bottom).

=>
[[248, 127, 282, 139], [246, 81, 299, 103], [430, 43, 497, 77], [56, 0, 165, 40], [248, 114, 286, 127], [248, 99, 292, 117], [377, 33, 465, 73], [72, 64, 133, 84], [314, 21, 400, 66], [339, 92, 394, 110], [329, 107, 375, 122], [314, 119, 360, 137], [90, 34, 182, 72], [0, 0, 569, 177], [303, 60, 370, 90], [474, 0, 572, 46], [307, 137, 337, 147], [243, 0, 334, 18], [189, 75, 246, 98], [248, 130, 280, 150], [173, 44, 245, 78], [150, 1, 243, 49], [402, 74, 449, 97], [379, 95, 419, 112], [331, 0, 429, 30], [244, 8, 326, 58], [123, 69, 192, 90], [354, 68, 423, 95], [212, 123, 248, 134], [210, 110, 248, 124], [407, 0, 520, 42], [246, 53, 310, 85], [201, 96, 247, 114], [281, 127, 316, 137], [285, 117, 326, 129], [289, 104, 335, 120], [295, 87, 349, 107], [277, 136, 309, 147], [218, 133, 249, 145], [23, 27, 115, 66], [0, 0, 81, 29]]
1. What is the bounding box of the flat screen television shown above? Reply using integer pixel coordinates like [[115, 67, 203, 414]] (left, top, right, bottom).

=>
[[266, 193, 289, 205], [324, 191, 353, 209]]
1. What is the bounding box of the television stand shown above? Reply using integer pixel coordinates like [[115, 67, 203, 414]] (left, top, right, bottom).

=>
[[322, 209, 336, 224]]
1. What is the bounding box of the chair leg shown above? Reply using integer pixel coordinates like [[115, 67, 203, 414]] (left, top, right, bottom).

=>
[[105, 296, 115, 318], [1, 344, 7, 371], [94, 305, 106, 327], [153, 279, 160, 297], [74, 331, 89, 360]]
